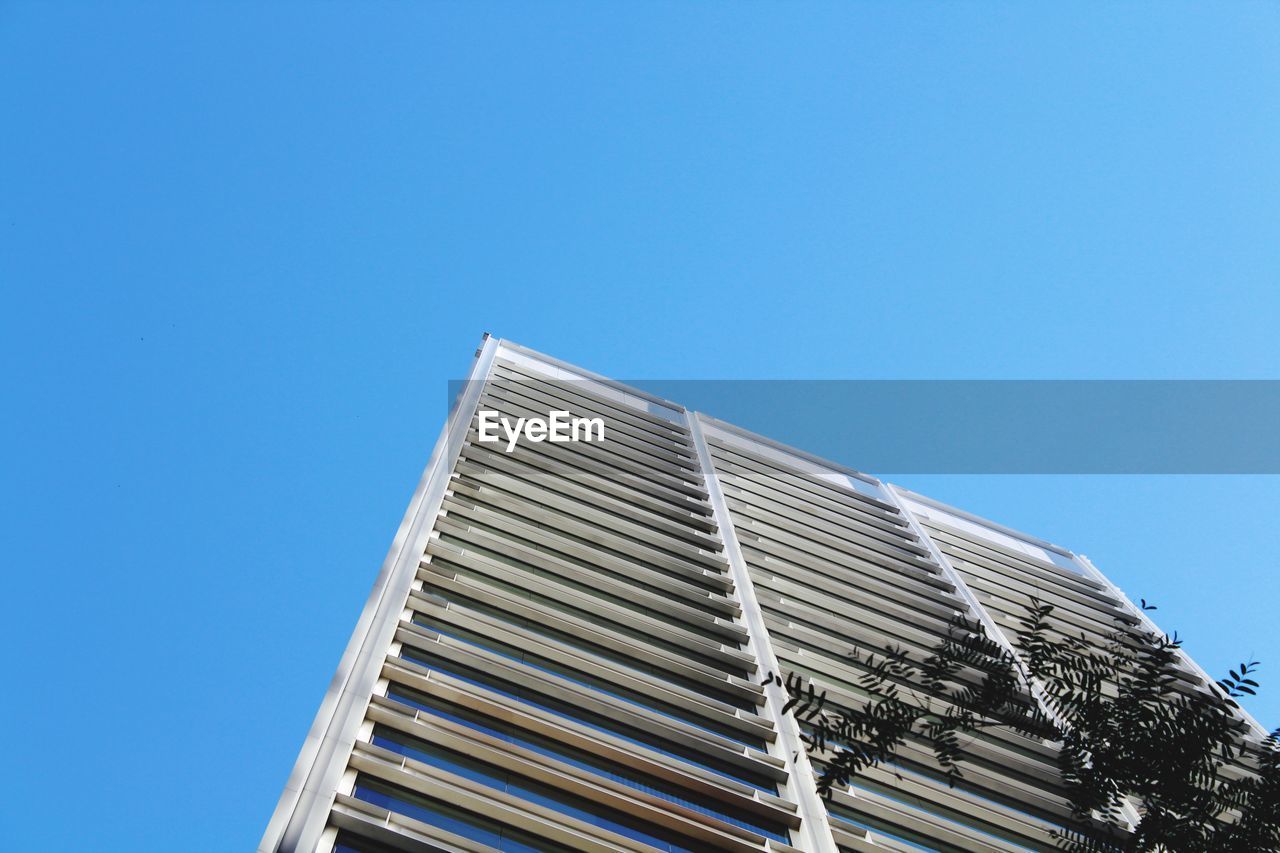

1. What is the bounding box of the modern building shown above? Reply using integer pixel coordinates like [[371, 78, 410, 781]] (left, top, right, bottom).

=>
[[262, 336, 1265, 853]]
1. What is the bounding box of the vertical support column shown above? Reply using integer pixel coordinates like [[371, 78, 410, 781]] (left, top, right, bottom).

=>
[[687, 414, 838, 853], [883, 484, 1060, 717], [888, 485, 1142, 830], [262, 334, 501, 853]]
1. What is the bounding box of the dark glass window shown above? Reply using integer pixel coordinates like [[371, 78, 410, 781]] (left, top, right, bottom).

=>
[[371, 725, 702, 852], [827, 802, 941, 853], [353, 777, 574, 853], [404, 628, 764, 750], [394, 649, 777, 793], [414, 591, 753, 710], [333, 833, 432, 853], [433, 530, 733, 645], [431, 551, 752, 678], [382, 687, 792, 843]]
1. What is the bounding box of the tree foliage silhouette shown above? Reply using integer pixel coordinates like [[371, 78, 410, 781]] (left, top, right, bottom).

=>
[[767, 598, 1280, 851]]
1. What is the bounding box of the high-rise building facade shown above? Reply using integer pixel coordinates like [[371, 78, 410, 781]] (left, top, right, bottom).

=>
[[263, 337, 1264, 853]]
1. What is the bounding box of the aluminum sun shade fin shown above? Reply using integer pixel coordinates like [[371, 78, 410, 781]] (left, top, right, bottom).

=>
[[701, 431, 1106, 852], [305, 348, 803, 853]]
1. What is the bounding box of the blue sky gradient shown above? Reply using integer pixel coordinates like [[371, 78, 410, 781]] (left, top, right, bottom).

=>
[[3, 3, 1278, 850]]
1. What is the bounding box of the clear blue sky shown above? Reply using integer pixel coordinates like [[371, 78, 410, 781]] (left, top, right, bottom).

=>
[[3, 3, 1278, 850]]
